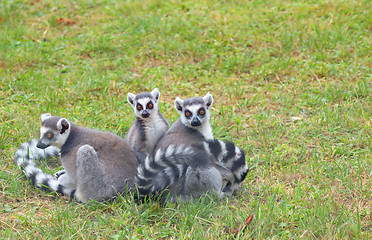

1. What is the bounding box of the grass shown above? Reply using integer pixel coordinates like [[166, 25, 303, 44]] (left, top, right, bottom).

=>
[[0, 0, 371, 238]]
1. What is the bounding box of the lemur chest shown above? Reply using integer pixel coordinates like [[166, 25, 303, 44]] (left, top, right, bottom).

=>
[[143, 118, 168, 152], [199, 124, 213, 140]]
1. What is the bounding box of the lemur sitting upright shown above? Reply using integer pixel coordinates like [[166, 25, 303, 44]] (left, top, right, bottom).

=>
[[14, 113, 138, 202], [155, 92, 214, 149], [135, 93, 249, 203], [125, 88, 169, 163]]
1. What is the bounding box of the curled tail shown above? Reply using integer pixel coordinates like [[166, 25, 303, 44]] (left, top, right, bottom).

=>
[[135, 145, 205, 199], [200, 139, 249, 194], [14, 139, 76, 197], [14, 139, 59, 169]]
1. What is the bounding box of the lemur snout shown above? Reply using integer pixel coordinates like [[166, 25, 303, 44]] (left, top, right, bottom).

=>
[[141, 111, 150, 118], [191, 118, 201, 126], [37, 141, 49, 149]]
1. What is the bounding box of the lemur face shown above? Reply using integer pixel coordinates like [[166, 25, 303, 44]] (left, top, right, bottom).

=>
[[37, 113, 71, 149], [175, 93, 213, 128], [127, 88, 160, 120]]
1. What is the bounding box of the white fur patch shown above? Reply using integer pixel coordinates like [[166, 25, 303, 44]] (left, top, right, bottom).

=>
[[137, 97, 152, 108], [233, 164, 249, 181], [154, 149, 170, 168], [177, 164, 185, 175], [165, 145, 175, 158], [217, 141, 227, 162], [223, 146, 240, 169], [144, 157, 158, 173], [163, 167, 176, 183], [179, 104, 213, 139], [202, 142, 211, 155], [41, 113, 52, 122], [154, 149, 164, 162], [39, 126, 49, 139], [180, 145, 194, 155]]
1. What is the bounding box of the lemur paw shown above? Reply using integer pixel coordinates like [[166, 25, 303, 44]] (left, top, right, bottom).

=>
[[54, 170, 66, 179]]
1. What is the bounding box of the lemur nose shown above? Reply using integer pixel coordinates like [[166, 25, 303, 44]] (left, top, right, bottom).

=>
[[37, 141, 49, 149], [141, 111, 150, 118], [191, 118, 201, 127]]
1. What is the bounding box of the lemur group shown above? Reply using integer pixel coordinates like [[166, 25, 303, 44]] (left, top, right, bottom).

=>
[[14, 88, 249, 204]]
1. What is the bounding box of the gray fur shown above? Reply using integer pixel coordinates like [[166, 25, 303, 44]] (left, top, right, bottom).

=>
[[200, 139, 249, 195], [172, 93, 213, 140], [155, 93, 215, 152], [135, 144, 232, 203], [136, 93, 249, 202], [126, 88, 170, 163], [15, 114, 138, 202], [14, 139, 75, 196], [135, 93, 227, 203]]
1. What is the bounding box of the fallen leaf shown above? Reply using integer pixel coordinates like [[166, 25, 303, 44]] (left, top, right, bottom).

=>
[[349, 45, 354, 53], [86, 87, 102, 93], [224, 214, 254, 235], [56, 18, 64, 24], [83, 50, 92, 59], [64, 18, 76, 24], [56, 17, 76, 25]]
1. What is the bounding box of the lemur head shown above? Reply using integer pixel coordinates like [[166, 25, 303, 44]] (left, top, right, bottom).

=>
[[36, 113, 71, 149], [127, 88, 160, 119], [175, 92, 213, 128]]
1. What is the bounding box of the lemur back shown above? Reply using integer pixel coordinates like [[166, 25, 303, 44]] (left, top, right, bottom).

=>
[[15, 113, 138, 202], [125, 88, 169, 162]]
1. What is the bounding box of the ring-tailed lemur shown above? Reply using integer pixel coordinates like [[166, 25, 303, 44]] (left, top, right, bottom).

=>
[[135, 140, 248, 203], [136, 93, 249, 203], [14, 113, 138, 202], [135, 144, 235, 203], [125, 88, 169, 163]]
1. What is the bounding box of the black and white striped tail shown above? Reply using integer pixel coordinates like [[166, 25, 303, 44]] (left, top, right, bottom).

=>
[[14, 139, 76, 197], [135, 145, 196, 199], [201, 139, 249, 194]]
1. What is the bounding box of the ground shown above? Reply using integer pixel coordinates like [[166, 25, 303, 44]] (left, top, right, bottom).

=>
[[0, 0, 371, 238]]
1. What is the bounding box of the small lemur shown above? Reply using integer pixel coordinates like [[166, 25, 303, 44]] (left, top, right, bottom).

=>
[[136, 93, 249, 203], [14, 113, 138, 202], [125, 88, 170, 163]]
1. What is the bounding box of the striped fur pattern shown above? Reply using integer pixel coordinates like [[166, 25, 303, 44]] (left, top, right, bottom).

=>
[[135, 139, 248, 202], [201, 139, 249, 195], [135, 144, 195, 197], [14, 139, 76, 197]]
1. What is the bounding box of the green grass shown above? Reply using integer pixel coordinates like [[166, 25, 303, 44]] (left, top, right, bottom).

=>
[[1, 0, 371, 238]]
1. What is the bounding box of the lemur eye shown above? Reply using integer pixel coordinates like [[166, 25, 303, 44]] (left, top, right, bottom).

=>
[[199, 109, 205, 115], [47, 133, 52, 138], [147, 103, 153, 109], [185, 111, 191, 117], [137, 104, 143, 110]]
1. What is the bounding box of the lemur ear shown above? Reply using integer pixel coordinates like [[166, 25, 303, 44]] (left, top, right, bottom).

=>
[[203, 92, 213, 109], [174, 97, 184, 113], [127, 92, 136, 106], [41, 113, 52, 122], [57, 118, 70, 134], [151, 88, 160, 103]]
